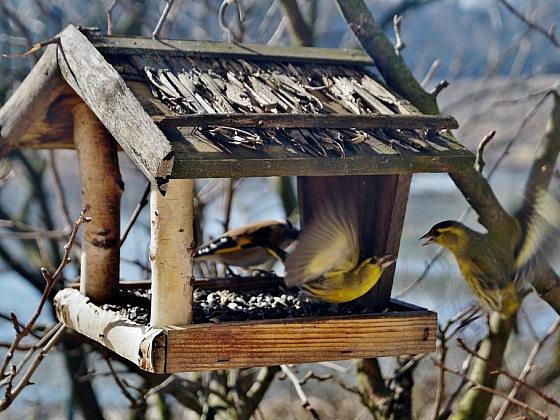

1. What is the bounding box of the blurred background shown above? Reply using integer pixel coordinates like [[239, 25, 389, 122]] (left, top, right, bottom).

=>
[[1, 0, 559, 418]]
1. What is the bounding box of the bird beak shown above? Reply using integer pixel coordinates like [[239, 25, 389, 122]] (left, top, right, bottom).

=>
[[419, 232, 435, 246], [378, 254, 397, 269]]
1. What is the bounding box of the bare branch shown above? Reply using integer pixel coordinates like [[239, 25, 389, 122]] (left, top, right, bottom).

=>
[[495, 316, 560, 418], [498, 0, 560, 49], [433, 358, 549, 419], [429, 80, 449, 97], [280, 365, 320, 419], [0, 210, 89, 411], [474, 130, 497, 174], [106, 357, 138, 405], [120, 182, 150, 245], [107, 0, 119, 35], [393, 15, 405, 55], [421, 59, 440, 89], [0, 323, 66, 410], [47, 151, 73, 233], [457, 335, 560, 411], [153, 0, 176, 39]]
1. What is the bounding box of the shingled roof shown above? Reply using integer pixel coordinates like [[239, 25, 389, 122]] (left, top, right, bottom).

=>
[[0, 25, 473, 193]]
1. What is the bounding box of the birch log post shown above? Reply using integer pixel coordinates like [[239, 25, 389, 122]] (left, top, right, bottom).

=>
[[150, 179, 195, 327], [73, 102, 123, 302]]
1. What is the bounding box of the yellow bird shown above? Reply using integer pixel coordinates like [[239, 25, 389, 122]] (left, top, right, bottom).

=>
[[421, 221, 520, 321], [421, 188, 560, 329], [284, 202, 396, 303], [195, 219, 299, 267]]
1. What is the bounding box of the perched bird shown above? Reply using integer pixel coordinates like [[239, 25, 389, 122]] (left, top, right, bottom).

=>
[[420, 188, 560, 329], [421, 221, 520, 322], [195, 219, 299, 268], [284, 201, 396, 303]]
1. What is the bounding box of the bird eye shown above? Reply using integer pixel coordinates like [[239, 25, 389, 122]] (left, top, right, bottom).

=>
[[432, 230, 441, 237]]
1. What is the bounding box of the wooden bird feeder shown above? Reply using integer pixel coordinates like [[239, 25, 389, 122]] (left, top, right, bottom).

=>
[[0, 25, 475, 373]]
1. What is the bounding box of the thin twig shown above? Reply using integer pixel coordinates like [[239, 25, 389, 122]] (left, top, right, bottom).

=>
[[393, 15, 405, 55], [437, 351, 476, 420], [280, 365, 320, 420], [47, 151, 72, 232], [498, 0, 560, 49], [421, 59, 440, 89], [0, 219, 68, 240], [13, 322, 65, 380], [457, 337, 560, 409], [1, 36, 60, 59], [106, 357, 138, 405], [0, 211, 89, 411], [143, 375, 176, 400], [429, 80, 449, 97], [107, 0, 119, 35], [152, 0, 176, 39], [299, 371, 332, 385], [495, 316, 560, 419], [120, 182, 150, 245], [432, 306, 481, 420], [432, 359, 548, 419], [0, 323, 67, 410], [474, 130, 497, 174]]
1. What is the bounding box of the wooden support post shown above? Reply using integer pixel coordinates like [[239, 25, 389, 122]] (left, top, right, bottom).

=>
[[149, 179, 195, 328], [73, 102, 122, 302]]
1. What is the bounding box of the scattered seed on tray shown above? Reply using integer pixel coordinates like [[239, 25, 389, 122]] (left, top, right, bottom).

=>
[[102, 287, 382, 325]]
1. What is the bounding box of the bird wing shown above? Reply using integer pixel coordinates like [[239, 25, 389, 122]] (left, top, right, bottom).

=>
[[513, 188, 560, 287], [284, 201, 359, 287]]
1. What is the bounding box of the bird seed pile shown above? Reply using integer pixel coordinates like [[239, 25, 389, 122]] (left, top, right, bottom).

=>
[[102, 285, 380, 325]]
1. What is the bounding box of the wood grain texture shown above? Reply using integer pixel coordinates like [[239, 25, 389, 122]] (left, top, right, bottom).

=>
[[169, 149, 474, 178], [57, 25, 173, 192], [0, 44, 79, 155], [54, 288, 165, 372], [296, 175, 409, 312], [163, 309, 436, 372], [90, 35, 375, 65], [154, 114, 459, 130]]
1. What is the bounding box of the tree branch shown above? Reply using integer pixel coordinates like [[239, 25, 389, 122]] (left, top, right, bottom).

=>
[[335, 0, 440, 115]]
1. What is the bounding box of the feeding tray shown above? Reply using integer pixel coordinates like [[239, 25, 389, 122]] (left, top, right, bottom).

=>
[[55, 280, 436, 373], [0, 25, 472, 372]]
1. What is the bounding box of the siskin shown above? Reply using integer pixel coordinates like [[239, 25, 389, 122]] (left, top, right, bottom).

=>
[[284, 202, 396, 303], [195, 219, 299, 267], [421, 220, 520, 322], [421, 188, 560, 328]]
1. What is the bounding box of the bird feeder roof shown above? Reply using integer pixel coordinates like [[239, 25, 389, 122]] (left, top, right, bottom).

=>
[[0, 25, 473, 193]]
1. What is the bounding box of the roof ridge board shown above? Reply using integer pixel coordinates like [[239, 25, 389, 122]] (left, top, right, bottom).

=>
[[88, 35, 375, 66]]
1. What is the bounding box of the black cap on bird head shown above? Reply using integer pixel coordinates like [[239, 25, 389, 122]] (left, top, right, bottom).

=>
[[420, 220, 459, 245]]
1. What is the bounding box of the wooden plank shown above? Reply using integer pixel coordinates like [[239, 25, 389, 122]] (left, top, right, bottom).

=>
[[357, 173, 412, 308], [0, 44, 74, 156], [154, 113, 459, 130], [57, 25, 173, 193], [163, 309, 437, 372], [170, 152, 475, 178], [54, 288, 166, 372], [297, 175, 401, 312], [89, 35, 375, 66]]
